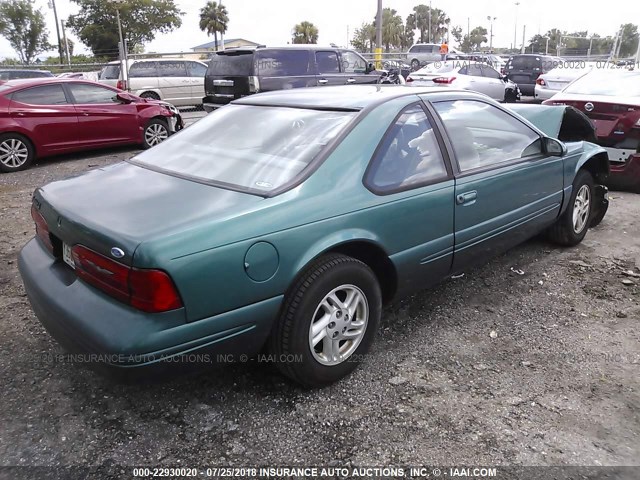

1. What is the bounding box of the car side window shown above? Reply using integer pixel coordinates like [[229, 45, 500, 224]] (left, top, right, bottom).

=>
[[315, 51, 340, 74], [366, 104, 448, 193], [187, 61, 207, 77], [433, 100, 542, 172], [341, 50, 367, 74], [255, 50, 311, 76], [12, 85, 68, 105], [129, 61, 158, 78], [467, 64, 483, 77], [159, 61, 188, 77], [482, 66, 501, 79], [68, 83, 118, 104]]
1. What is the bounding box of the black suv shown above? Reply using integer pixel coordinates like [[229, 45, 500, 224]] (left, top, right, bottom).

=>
[[504, 54, 561, 96], [203, 45, 381, 111]]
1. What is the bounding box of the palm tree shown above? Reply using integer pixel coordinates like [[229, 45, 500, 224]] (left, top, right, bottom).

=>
[[381, 8, 403, 52], [199, 1, 229, 51], [292, 21, 318, 44]]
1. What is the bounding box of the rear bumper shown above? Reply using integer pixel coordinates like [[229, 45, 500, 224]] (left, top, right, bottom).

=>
[[18, 238, 281, 373], [202, 95, 232, 112], [606, 154, 640, 193], [534, 85, 557, 101], [517, 83, 535, 96]]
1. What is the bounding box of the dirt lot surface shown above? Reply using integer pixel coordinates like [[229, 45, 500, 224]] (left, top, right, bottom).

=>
[[0, 147, 639, 476]]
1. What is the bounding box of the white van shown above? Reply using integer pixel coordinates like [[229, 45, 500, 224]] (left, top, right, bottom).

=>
[[99, 58, 208, 107]]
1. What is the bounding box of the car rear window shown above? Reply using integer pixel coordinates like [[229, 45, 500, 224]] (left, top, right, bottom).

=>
[[564, 71, 640, 96], [208, 51, 255, 76], [255, 50, 311, 76], [100, 64, 121, 80], [418, 62, 456, 74], [508, 56, 541, 70], [131, 104, 356, 194]]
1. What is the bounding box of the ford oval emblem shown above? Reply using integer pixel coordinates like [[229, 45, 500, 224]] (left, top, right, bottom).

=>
[[110, 247, 125, 259], [584, 102, 594, 112]]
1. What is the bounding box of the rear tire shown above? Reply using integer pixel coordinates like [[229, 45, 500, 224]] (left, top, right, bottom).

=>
[[142, 118, 169, 149], [140, 91, 160, 100], [548, 170, 594, 246], [270, 254, 382, 388], [0, 133, 35, 173]]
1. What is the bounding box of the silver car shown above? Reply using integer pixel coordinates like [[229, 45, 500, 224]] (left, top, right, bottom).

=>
[[407, 61, 520, 102], [407, 43, 443, 69], [534, 61, 619, 101], [99, 58, 208, 107]]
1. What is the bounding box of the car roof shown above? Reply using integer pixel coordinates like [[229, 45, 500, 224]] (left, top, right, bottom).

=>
[[233, 85, 468, 110], [0, 77, 109, 90], [105, 58, 207, 65], [0, 69, 52, 73]]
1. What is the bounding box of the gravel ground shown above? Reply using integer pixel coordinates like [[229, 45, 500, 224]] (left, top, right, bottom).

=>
[[0, 145, 639, 474]]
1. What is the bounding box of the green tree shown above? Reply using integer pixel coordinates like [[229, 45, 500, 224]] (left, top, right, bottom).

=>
[[199, 1, 228, 51], [380, 8, 403, 52], [67, 0, 183, 58], [409, 4, 450, 44], [618, 23, 639, 57], [402, 17, 415, 50], [0, 0, 51, 64], [292, 21, 318, 44], [468, 26, 488, 51], [351, 22, 375, 53]]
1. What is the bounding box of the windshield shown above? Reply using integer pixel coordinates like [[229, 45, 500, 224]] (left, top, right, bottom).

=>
[[418, 62, 456, 74], [564, 71, 640, 96], [132, 104, 356, 193]]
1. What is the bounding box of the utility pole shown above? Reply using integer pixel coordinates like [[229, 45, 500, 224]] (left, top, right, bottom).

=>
[[521, 25, 526, 54], [61, 20, 71, 65], [487, 16, 496, 51], [513, 2, 520, 53], [109, 0, 128, 90], [375, 0, 382, 68], [48, 0, 63, 64]]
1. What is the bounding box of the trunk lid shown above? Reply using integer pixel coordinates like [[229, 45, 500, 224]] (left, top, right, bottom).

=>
[[33, 162, 263, 266], [205, 50, 255, 104]]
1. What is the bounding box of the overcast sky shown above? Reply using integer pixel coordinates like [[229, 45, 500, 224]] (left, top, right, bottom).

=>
[[1, 0, 638, 59]]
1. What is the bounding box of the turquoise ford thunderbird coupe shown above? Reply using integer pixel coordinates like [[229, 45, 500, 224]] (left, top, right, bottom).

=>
[[19, 86, 609, 387]]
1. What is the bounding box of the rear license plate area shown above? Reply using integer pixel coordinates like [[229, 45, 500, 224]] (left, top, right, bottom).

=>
[[62, 243, 75, 269]]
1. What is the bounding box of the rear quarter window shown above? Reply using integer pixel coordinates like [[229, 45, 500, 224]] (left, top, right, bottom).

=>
[[129, 61, 158, 78], [100, 64, 121, 80], [255, 50, 311, 76]]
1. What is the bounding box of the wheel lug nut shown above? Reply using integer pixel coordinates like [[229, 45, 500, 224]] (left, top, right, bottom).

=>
[[328, 322, 335, 328], [332, 332, 339, 338], [336, 311, 342, 318]]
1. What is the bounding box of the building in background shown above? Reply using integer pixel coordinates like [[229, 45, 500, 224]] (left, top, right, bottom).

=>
[[191, 38, 262, 54]]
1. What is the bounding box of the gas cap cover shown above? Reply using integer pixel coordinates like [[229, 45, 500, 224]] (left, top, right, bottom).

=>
[[244, 242, 279, 282]]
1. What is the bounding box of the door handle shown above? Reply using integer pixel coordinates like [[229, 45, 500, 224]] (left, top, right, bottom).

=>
[[346, 78, 356, 84], [79, 112, 89, 116], [16, 112, 25, 117], [456, 190, 477, 205], [318, 79, 329, 85]]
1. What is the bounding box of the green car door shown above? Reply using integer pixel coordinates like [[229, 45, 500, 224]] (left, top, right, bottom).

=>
[[362, 101, 455, 294], [427, 98, 564, 271]]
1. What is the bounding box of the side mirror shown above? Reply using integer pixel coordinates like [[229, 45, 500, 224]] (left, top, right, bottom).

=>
[[502, 74, 509, 82], [544, 137, 566, 157], [116, 92, 134, 104], [366, 62, 375, 74]]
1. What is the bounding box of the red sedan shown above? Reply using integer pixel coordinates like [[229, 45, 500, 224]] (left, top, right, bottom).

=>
[[543, 70, 640, 192], [0, 78, 183, 172]]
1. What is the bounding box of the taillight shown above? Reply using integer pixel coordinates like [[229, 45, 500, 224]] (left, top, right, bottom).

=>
[[31, 205, 54, 254], [432, 77, 456, 84], [248, 76, 260, 93], [536, 77, 546, 86], [635, 118, 640, 127], [71, 245, 182, 313], [116, 79, 127, 91]]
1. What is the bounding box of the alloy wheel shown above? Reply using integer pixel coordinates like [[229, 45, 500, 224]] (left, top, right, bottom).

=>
[[572, 184, 591, 234], [145, 123, 169, 146], [0, 138, 29, 169], [308, 284, 369, 366]]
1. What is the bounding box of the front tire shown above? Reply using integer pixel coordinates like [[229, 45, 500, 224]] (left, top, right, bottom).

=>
[[0, 133, 35, 173], [548, 169, 594, 246], [270, 254, 382, 388], [142, 118, 169, 149], [140, 91, 160, 100]]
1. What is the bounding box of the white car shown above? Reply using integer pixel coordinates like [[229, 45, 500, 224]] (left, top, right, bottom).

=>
[[407, 61, 520, 102], [534, 61, 619, 101], [99, 58, 208, 107]]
